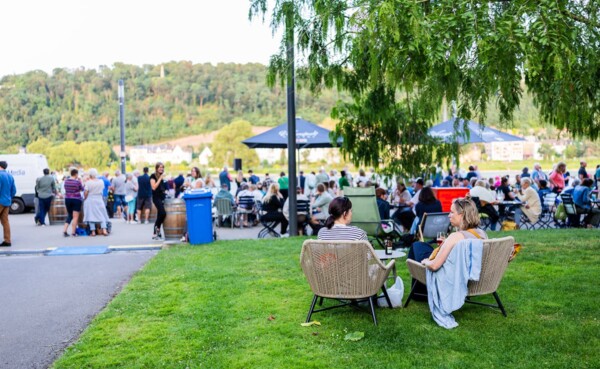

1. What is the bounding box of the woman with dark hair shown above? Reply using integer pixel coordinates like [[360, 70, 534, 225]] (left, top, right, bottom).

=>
[[184, 167, 204, 190], [317, 197, 367, 241], [150, 162, 168, 240], [414, 187, 443, 220], [62, 168, 84, 237]]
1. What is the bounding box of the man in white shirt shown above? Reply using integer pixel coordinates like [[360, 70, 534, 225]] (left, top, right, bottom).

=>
[[408, 178, 424, 214], [469, 180, 500, 230]]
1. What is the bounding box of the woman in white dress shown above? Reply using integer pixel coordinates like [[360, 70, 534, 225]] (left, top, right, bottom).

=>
[[83, 168, 110, 236]]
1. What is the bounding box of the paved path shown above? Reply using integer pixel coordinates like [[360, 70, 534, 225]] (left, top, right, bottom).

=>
[[0, 251, 156, 369], [0, 212, 263, 369]]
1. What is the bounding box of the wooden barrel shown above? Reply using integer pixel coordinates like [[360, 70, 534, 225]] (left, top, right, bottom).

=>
[[149, 202, 158, 223], [163, 198, 186, 240], [49, 197, 68, 225]]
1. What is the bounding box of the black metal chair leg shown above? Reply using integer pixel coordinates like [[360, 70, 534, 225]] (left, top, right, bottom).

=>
[[381, 285, 393, 308], [306, 295, 319, 323], [318, 297, 324, 306], [368, 296, 378, 325], [493, 291, 507, 317], [404, 280, 418, 307]]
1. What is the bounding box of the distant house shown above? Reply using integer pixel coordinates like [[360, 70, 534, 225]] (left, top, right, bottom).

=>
[[198, 147, 213, 166], [129, 144, 192, 164]]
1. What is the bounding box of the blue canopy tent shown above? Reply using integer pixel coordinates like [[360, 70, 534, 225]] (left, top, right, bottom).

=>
[[242, 118, 342, 149], [429, 118, 525, 144]]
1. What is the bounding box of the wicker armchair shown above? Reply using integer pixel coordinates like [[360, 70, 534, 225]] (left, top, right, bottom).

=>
[[300, 240, 395, 325], [404, 236, 514, 316]]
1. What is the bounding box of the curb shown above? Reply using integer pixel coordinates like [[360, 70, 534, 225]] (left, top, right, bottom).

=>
[[0, 244, 164, 257]]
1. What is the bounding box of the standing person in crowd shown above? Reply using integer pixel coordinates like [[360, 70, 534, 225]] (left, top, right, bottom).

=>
[[173, 172, 185, 198], [531, 163, 549, 187], [0, 161, 16, 247], [125, 173, 138, 224], [521, 167, 531, 178], [136, 167, 152, 224], [573, 178, 600, 228], [83, 169, 110, 236], [338, 170, 350, 191], [34, 168, 57, 226], [514, 178, 542, 227], [578, 161, 589, 181], [466, 166, 478, 181], [355, 168, 369, 187], [150, 162, 168, 240], [248, 170, 260, 185], [316, 168, 329, 184], [278, 171, 289, 200], [111, 170, 127, 220], [235, 170, 247, 196], [548, 161, 567, 194], [317, 196, 367, 241], [595, 164, 600, 189], [261, 183, 288, 235], [298, 171, 306, 193], [304, 171, 317, 196], [62, 168, 84, 237], [219, 166, 232, 191]]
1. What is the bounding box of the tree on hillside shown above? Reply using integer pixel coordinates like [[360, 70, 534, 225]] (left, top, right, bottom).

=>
[[210, 120, 259, 169], [48, 141, 80, 170], [251, 0, 600, 176], [26, 137, 52, 156]]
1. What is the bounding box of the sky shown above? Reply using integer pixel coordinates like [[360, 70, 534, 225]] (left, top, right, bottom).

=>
[[1, 0, 281, 77]]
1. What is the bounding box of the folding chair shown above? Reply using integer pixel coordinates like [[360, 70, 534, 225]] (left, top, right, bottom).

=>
[[417, 212, 451, 242], [256, 201, 281, 238], [344, 187, 400, 247], [215, 197, 235, 228], [296, 199, 311, 235], [470, 196, 492, 231], [560, 193, 584, 227], [520, 192, 557, 229], [236, 195, 256, 228]]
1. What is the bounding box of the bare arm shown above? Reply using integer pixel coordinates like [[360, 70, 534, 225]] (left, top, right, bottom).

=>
[[150, 175, 162, 191], [421, 232, 466, 271]]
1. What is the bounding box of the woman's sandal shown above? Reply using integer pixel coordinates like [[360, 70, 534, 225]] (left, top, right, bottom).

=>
[[71, 233, 78, 237], [90, 231, 96, 237], [102, 230, 109, 236], [63, 232, 70, 238]]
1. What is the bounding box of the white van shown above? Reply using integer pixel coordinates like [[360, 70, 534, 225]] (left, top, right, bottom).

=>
[[0, 153, 50, 214]]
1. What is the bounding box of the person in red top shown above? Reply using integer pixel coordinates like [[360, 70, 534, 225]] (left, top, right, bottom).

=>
[[549, 162, 567, 194]]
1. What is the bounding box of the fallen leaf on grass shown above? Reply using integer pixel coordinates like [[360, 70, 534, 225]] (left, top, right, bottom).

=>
[[312, 332, 319, 336], [300, 321, 321, 327], [268, 315, 276, 321], [344, 331, 365, 341]]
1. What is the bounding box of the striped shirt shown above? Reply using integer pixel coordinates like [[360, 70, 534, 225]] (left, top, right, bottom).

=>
[[317, 224, 368, 241], [63, 178, 84, 200]]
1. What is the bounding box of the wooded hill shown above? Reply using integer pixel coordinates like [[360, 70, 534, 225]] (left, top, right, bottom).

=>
[[0, 62, 347, 150]]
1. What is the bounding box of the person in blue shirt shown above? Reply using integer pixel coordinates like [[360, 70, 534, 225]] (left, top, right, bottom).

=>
[[0, 161, 17, 246], [98, 171, 111, 205], [219, 166, 232, 191], [537, 179, 552, 205], [248, 170, 260, 185], [572, 178, 600, 227]]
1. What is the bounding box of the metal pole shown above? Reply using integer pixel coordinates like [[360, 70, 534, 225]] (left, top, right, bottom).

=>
[[286, 5, 298, 236], [118, 79, 126, 174]]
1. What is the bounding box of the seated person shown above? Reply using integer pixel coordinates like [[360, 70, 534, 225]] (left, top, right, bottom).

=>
[[214, 183, 235, 207], [469, 180, 500, 230], [410, 187, 443, 234], [496, 176, 517, 217], [410, 198, 487, 270], [573, 178, 600, 227], [514, 177, 542, 226], [261, 183, 288, 235], [317, 197, 367, 241], [537, 179, 552, 204], [236, 183, 255, 227], [375, 187, 391, 220], [309, 183, 333, 234], [390, 181, 411, 207], [283, 187, 310, 234]]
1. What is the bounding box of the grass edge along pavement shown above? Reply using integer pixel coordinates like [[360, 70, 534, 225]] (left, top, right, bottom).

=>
[[53, 229, 600, 369]]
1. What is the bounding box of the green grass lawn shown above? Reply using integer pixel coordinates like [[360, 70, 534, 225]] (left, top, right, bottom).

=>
[[53, 229, 600, 369]]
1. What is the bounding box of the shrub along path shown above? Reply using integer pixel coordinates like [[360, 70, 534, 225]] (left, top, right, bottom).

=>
[[53, 229, 600, 369]]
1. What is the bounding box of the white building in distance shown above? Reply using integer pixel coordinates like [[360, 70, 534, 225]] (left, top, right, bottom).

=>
[[129, 144, 192, 165]]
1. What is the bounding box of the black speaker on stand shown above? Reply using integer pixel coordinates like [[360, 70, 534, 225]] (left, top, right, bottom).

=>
[[234, 158, 242, 171]]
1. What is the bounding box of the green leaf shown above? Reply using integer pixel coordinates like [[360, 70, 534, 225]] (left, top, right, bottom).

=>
[[344, 331, 365, 341]]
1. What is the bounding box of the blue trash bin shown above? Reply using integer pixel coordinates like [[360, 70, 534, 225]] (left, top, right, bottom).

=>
[[183, 190, 214, 244]]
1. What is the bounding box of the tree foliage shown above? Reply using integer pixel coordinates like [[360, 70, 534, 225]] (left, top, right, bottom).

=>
[[251, 0, 600, 176], [210, 120, 259, 169], [0, 62, 347, 148]]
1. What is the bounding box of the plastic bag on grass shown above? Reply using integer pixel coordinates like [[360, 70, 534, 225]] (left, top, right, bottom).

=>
[[378, 277, 404, 308]]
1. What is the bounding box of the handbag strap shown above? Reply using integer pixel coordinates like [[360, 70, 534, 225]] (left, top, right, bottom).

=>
[[466, 229, 483, 239]]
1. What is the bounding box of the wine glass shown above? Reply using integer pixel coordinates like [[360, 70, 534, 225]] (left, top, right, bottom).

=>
[[436, 232, 447, 246]]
